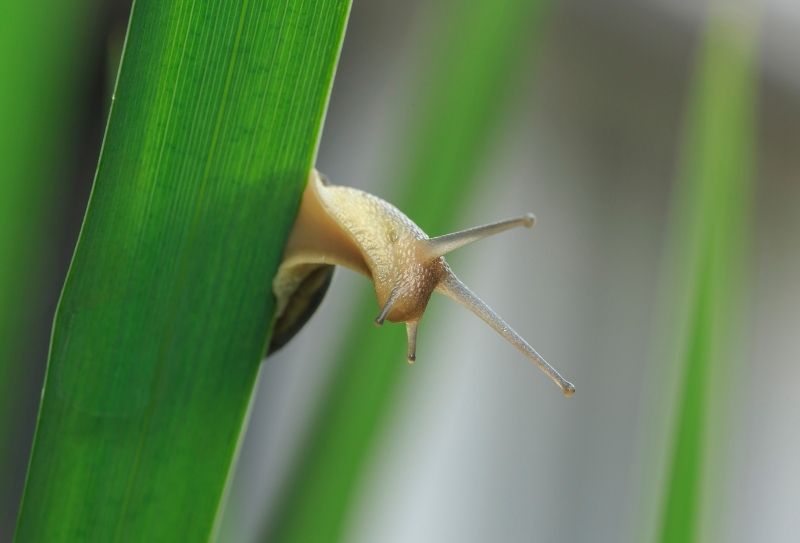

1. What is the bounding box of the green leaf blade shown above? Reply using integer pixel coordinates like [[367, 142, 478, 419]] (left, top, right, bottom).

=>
[[15, 1, 351, 541]]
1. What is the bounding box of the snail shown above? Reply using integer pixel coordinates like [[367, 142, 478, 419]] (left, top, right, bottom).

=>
[[270, 169, 575, 397]]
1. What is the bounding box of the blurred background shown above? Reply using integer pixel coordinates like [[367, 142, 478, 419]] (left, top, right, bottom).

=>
[[1, 0, 797, 542]]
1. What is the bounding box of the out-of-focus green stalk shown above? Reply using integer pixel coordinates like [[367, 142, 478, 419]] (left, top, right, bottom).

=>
[[263, 1, 553, 541], [0, 1, 93, 533], [656, 6, 756, 543]]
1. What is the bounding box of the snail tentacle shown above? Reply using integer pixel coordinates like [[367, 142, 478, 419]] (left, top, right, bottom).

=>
[[436, 272, 575, 397], [375, 286, 401, 326], [422, 213, 536, 260], [405, 320, 419, 364]]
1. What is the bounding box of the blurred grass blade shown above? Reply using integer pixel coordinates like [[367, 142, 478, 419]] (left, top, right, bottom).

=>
[[0, 1, 93, 534], [657, 7, 756, 543], [14, 1, 351, 541], [264, 1, 552, 541]]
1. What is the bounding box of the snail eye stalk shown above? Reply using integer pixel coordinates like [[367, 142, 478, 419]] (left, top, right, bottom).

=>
[[422, 213, 536, 260], [436, 273, 575, 397]]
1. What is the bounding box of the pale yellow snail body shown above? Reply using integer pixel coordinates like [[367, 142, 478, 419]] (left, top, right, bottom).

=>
[[272, 169, 575, 397]]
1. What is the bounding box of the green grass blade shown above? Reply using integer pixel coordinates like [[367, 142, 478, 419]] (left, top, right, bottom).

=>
[[14, 1, 351, 541], [656, 9, 756, 543], [264, 1, 552, 541]]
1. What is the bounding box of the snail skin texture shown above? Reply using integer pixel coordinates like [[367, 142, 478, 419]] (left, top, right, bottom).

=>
[[271, 169, 575, 397]]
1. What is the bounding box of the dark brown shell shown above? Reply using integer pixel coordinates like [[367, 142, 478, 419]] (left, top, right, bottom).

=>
[[267, 265, 334, 355]]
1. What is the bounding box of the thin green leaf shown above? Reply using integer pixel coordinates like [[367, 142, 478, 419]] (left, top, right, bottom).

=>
[[657, 9, 756, 543], [263, 1, 552, 541], [14, 1, 351, 541]]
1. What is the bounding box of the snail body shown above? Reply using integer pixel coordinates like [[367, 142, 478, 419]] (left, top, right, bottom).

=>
[[271, 169, 574, 397]]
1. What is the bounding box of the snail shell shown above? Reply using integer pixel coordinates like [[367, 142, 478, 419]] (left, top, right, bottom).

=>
[[270, 169, 574, 396]]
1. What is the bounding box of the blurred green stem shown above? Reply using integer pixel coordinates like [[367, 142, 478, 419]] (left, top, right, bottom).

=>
[[657, 6, 756, 543], [0, 0, 93, 533]]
